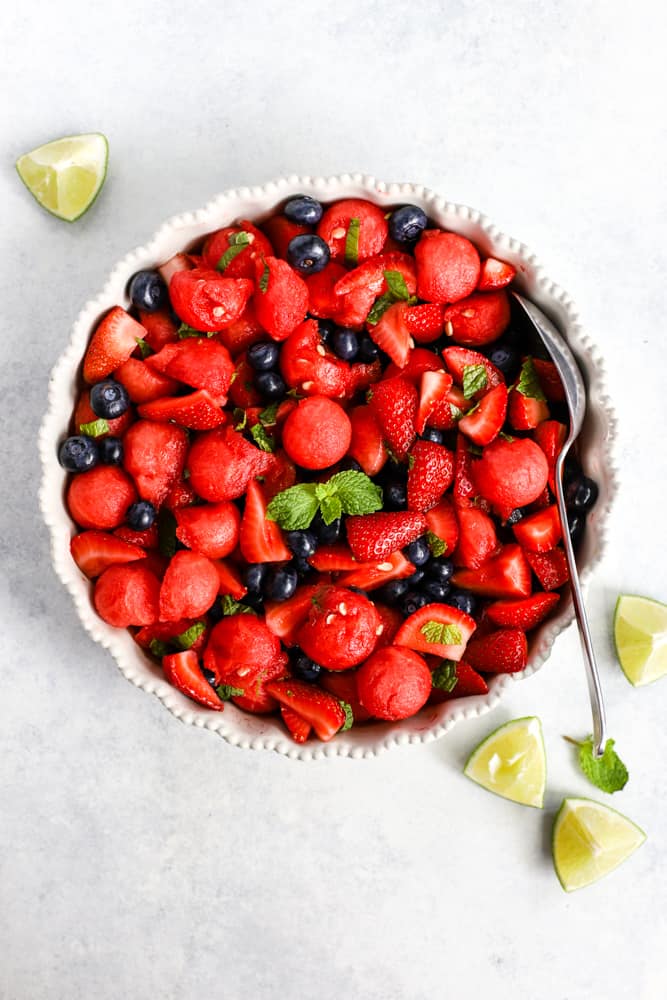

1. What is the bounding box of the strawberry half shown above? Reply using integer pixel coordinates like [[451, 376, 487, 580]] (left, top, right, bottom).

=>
[[368, 301, 412, 367], [239, 479, 291, 563], [346, 511, 427, 562], [424, 499, 459, 557], [416, 370, 454, 434], [214, 559, 248, 600], [525, 548, 569, 591], [114, 358, 180, 405], [280, 704, 312, 744], [264, 585, 322, 644], [513, 505, 562, 553], [265, 680, 346, 742], [83, 306, 145, 383], [485, 592, 560, 630], [337, 549, 415, 591], [458, 383, 508, 446], [464, 628, 528, 674], [367, 376, 418, 459], [162, 649, 224, 710], [346, 405, 387, 476], [404, 303, 445, 343], [534, 420, 567, 493], [477, 257, 516, 291], [451, 544, 532, 598], [442, 346, 505, 396], [532, 359, 566, 402], [137, 390, 227, 431], [70, 530, 146, 579], [394, 603, 476, 661], [508, 385, 550, 430], [406, 440, 455, 512], [429, 660, 489, 703], [454, 507, 499, 569], [308, 544, 361, 572]]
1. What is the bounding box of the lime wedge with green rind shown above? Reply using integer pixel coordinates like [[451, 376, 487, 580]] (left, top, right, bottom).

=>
[[552, 797, 645, 892], [613, 594, 667, 686], [16, 132, 108, 222], [463, 716, 546, 808]]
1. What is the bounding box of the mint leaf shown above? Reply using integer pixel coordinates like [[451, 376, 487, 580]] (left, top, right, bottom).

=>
[[515, 357, 546, 401], [339, 699, 354, 732], [577, 737, 629, 793], [259, 259, 270, 293], [426, 531, 447, 557], [319, 493, 343, 525], [499, 431, 515, 442], [258, 401, 280, 426], [366, 291, 394, 325], [344, 217, 361, 265], [420, 621, 463, 646], [136, 337, 154, 359], [216, 683, 245, 701], [462, 364, 488, 399], [384, 269, 411, 301], [266, 483, 320, 530], [216, 231, 251, 272], [149, 639, 170, 658], [79, 418, 110, 437], [250, 423, 275, 452], [175, 621, 206, 650], [431, 660, 458, 692], [327, 470, 383, 516], [177, 322, 205, 339], [450, 404, 464, 421], [233, 407, 247, 430], [157, 508, 177, 558], [221, 594, 255, 616]]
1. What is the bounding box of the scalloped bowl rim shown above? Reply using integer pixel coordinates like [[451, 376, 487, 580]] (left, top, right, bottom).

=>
[[38, 174, 618, 760]]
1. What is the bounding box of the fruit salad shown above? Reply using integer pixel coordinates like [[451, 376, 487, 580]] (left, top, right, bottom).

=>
[[57, 194, 599, 744]]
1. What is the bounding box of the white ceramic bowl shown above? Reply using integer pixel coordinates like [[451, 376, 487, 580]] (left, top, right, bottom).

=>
[[39, 175, 617, 759]]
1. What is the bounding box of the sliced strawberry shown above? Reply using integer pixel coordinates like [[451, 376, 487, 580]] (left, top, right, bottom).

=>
[[367, 376, 417, 459], [406, 440, 454, 512], [443, 290, 510, 346], [513, 505, 562, 553], [319, 669, 372, 722], [405, 303, 445, 343], [458, 383, 508, 446], [442, 346, 505, 395], [70, 530, 146, 578], [337, 549, 415, 591], [427, 383, 472, 430], [280, 704, 312, 743], [525, 548, 569, 591], [508, 386, 550, 430], [147, 337, 234, 401], [452, 434, 478, 509], [368, 301, 412, 367], [218, 299, 265, 356], [67, 466, 137, 531], [158, 253, 192, 285], [254, 255, 309, 341], [317, 199, 388, 263], [188, 426, 276, 502], [416, 370, 454, 434], [415, 231, 480, 303], [394, 603, 476, 660], [159, 550, 220, 621], [93, 563, 161, 627], [424, 498, 459, 557], [74, 390, 133, 439], [214, 559, 247, 600], [335, 252, 417, 329], [428, 659, 489, 703], [265, 680, 346, 742], [114, 358, 180, 404], [138, 308, 179, 352], [83, 307, 145, 383], [451, 544, 532, 598], [385, 347, 444, 385], [239, 479, 291, 563], [471, 437, 549, 519], [113, 523, 159, 549], [169, 269, 253, 331], [174, 501, 241, 559], [454, 507, 499, 569], [162, 649, 223, 710], [346, 405, 388, 476], [137, 390, 226, 431], [486, 592, 560, 630], [264, 585, 322, 644], [534, 420, 567, 493], [477, 257, 516, 291], [465, 628, 528, 674], [346, 511, 427, 562], [123, 420, 188, 507], [262, 215, 311, 260], [308, 544, 362, 572], [532, 358, 566, 402]]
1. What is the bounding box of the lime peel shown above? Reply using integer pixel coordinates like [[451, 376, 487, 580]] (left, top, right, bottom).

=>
[[552, 797, 646, 892], [463, 716, 546, 808], [16, 132, 108, 222], [613, 593, 667, 686]]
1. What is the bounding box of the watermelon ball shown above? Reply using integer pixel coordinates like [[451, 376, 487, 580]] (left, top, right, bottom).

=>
[[282, 396, 352, 470], [356, 646, 432, 720]]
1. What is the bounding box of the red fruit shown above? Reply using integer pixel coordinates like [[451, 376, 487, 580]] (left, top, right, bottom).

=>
[[486, 592, 560, 630], [214, 559, 247, 600], [254, 255, 308, 341], [347, 405, 387, 476], [261, 215, 311, 260], [405, 303, 445, 343], [532, 359, 566, 402], [442, 346, 505, 395], [336, 253, 416, 328], [169, 269, 253, 331], [427, 383, 471, 431], [428, 660, 489, 703], [346, 511, 427, 562], [147, 338, 234, 402], [472, 437, 549, 519], [454, 507, 499, 569], [368, 301, 412, 367], [280, 705, 312, 743], [70, 530, 145, 578], [385, 346, 444, 385], [219, 300, 265, 356], [138, 309, 179, 352], [162, 649, 223, 710], [135, 618, 206, 652], [231, 650, 289, 714], [415, 231, 480, 304], [394, 603, 476, 660], [451, 544, 532, 598], [94, 563, 161, 627], [261, 450, 298, 500], [240, 479, 291, 563], [508, 386, 550, 431], [406, 440, 454, 512], [204, 613, 283, 683], [114, 358, 180, 404], [304, 261, 349, 321], [367, 376, 418, 459], [534, 420, 567, 493], [297, 586, 381, 670], [113, 523, 158, 549], [281, 396, 352, 470], [513, 505, 562, 553], [452, 433, 479, 509], [443, 290, 511, 346], [280, 319, 351, 399], [477, 257, 516, 291], [159, 550, 219, 621], [137, 390, 226, 431], [357, 646, 431, 721], [67, 465, 137, 530], [416, 370, 454, 434], [164, 478, 197, 512], [525, 548, 569, 591], [201, 220, 273, 277], [308, 543, 362, 572], [465, 628, 528, 674], [158, 253, 192, 285], [319, 670, 372, 722], [265, 680, 346, 742], [123, 420, 188, 507], [317, 199, 388, 263], [458, 383, 508, 446], [74, 390, 133, 438], [424, 499, 459, 557], [83, 306, 145, 383], [337, 549, 415, 591], [373, 603, 405, 648], [188, 426, 276, 502], [264, 585, 322, 644], [140, 550, 170, 579], [228, 355, 262, 407], [174, 502, 241, 559]]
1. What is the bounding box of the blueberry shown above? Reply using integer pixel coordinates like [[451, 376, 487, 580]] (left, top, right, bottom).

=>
[[379, 578, 410, 605], [127, 270, 166, 313], [127, 500, 156, 531], [286, 530, 318, 558], [247, 341, 280, 371], [90, 379, 130, 420], [405, 569, 425, 587], [385, 481, 407, 510], [426, 558, 454, 584], [98, 436, 123, 465], [389, 204, 428, 243], [400, 590, 430, 616], [357, 335, 379, 363], [208, 597, 225, 624], [294, 556, 314, 577], [292, 653, 322, 683], [201, 667, 217, 688], [318, 319, 336, 342], [568, 512, 585, 548], [313, 514, 342, 544], [283, 195, 324, 226], [244, 564, 267, 594], [264, 565, 298, 602], [421, 427, 445, 445], [255, 371, 286, 401], [243, 591, 265, 611], [486, 341, 520, 379], [447, 590, 477, 617], [337, 457, 363, 474], [287, 234, 330, 274], [505, 507, 525, 526], [565, 475, 599, 513], [332, 328, 359, 361], [58, 435, 99, 472], [405, 537, 431, 566], [422, 578, 451, 601]]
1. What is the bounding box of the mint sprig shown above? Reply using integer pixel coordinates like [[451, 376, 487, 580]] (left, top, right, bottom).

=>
[[425, 531, 447, 557], [216, 231, 251, 272], [339, 700, 354, 732], [250, 423, 275, 453], [565, 736, 629, 794], [420, 621, 463, 646], [462, 364, 488, 399], [175, 621, 206, 650], [344, 217, 361, 265], [431, 661, 459, 692], [515, 357, 546, 401], [258, 259, 270, 293], [266, 470, 383, 530], [367, 269, 416, 324], [79, 418, 110, 438], [216, 683, 245, 701], [220, 595, 255, 616]]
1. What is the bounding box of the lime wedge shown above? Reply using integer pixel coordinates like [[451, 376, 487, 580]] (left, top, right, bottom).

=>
[[16, 133, 108, 222], [463, 716, 546, 807], [552, 797, 645, 892], [613, 594, 667, 686]]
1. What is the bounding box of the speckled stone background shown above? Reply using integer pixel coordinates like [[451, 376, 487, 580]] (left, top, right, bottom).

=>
[[1, 2, 666, 998]]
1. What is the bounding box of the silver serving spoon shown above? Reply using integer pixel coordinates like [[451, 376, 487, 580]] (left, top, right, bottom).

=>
[[511, 292, 607, 758]]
